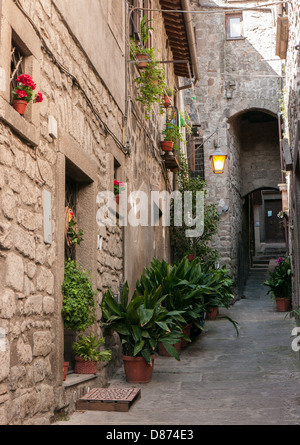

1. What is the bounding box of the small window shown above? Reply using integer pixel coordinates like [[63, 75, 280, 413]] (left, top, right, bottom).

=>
[[10, 39, 26, 100], [226, 14, 244, 40]]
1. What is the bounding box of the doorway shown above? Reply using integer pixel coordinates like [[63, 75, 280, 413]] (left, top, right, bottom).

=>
[[264, 198, 285, 243]]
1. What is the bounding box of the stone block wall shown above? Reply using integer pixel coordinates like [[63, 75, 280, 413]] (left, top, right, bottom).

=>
[[185, 0, 282, 288]]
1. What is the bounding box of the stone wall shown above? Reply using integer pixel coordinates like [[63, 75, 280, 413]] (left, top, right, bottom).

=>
[[185, 0, 282, 288], [0, 0, 185, 424], [283, 0, 300, 308]]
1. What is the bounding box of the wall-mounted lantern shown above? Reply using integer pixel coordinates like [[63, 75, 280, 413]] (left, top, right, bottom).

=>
[[210, 147, 227, 174]]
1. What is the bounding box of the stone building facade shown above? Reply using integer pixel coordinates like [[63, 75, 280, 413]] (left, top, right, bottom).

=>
[[0, 0, 198, 424], [185, 0, 285, 294]]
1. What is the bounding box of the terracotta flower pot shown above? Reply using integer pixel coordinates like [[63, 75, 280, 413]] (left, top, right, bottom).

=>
[[181, 324, 192, 349], [160, 140, 174, 152], [63, 361, 69, 380], [163, 95, 171, 108], [275, 298, 291, 312], [136, 53, 148, 69], [74, 356, 97, 374], [13, 100, 27, 115], [158, 341, 181, 357], [205, 306, 218, 320], [122, 355, 155, 383]]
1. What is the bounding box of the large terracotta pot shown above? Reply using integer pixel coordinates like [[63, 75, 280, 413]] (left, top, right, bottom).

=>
[[122, 355, 155, 383], [74, 356, 97, 374], [181, 324, 192, 349], [160, 141, 174, 152], [63, 361, 69, 380], [275, 298, 291, 312], [13, 100, 27, 115], [205, 306, 218, 320], [158, 341, 181, 357]]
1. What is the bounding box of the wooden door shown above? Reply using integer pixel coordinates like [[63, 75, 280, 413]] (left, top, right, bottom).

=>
[[264, 199, 285, 242]]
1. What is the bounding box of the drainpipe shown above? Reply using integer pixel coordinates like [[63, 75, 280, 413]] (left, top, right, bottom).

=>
[[278, 111, 289, 254], [178, 0, 201, 91]]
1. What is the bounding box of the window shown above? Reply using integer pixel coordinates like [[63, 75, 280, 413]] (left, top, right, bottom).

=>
[[226, 14, 244, 40], [10, 39, 26, 96]]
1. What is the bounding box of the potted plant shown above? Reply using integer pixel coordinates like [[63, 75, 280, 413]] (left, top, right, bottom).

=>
[[72, 334, 111, 374], [101, 282, 183, 383], [161, 122, 185, 152], [134, 48, 167, 119], [130, 15, 154, 69], [114, 180, 125, 204], [136, 257, 207, 352], [65, 206, 84, 248], [163, 86, 174, 108], [11, 74, 43, 114], [264, 256, 292, 312]]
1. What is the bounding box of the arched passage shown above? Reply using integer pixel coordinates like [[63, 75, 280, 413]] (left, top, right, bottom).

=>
[[228, 108, 286, 295]]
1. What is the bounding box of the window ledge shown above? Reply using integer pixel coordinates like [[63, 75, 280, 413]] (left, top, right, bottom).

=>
[[0, 96, 39, 147], [62, 373, 97, 388]]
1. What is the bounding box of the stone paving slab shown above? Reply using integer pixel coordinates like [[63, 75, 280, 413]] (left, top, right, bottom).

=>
[[54, 276, 300, 426]]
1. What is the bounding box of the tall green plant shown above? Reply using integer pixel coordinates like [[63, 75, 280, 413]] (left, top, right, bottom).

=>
[[62, 259, 96, 332], [101, 282, 184, 362], [264, 256, 292, 299], [170, 153, 220, 265]]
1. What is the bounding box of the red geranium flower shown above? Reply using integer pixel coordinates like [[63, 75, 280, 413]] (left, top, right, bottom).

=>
[[16, 90, 28, 99], [34, 92, 43, 103], [16, 74, 36, 90]]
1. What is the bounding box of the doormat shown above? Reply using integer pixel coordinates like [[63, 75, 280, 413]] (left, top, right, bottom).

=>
[[76, 387, 141, 412]]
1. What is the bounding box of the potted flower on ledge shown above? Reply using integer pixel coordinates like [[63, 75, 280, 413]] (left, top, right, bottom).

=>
[[114, 180, 125, 204], [264, 256, 292, 312], [11, 74, 43, 114], [161, 122, 185, 152]]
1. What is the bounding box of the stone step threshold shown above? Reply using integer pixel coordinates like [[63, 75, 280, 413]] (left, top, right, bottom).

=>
[[63, 373, 97, 388]]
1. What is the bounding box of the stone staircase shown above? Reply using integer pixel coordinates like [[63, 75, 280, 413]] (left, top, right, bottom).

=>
[[243, 244, 287, 299]]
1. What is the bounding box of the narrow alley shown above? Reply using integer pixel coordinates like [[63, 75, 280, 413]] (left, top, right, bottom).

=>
[[55, 266, 300, 426]]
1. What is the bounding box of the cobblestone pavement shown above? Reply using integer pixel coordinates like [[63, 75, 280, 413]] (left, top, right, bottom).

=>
[[55, 269, 300, 425]]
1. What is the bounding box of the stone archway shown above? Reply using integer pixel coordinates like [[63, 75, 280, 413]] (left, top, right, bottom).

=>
[[225, 108, 285, 294]]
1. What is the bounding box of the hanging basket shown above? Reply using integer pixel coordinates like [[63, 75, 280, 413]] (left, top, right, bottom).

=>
[[136, 53, 148, 69], [160, 141, 174, 152]]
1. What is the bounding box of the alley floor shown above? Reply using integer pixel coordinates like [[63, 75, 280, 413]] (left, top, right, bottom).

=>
[[55, 268, 300, 426]]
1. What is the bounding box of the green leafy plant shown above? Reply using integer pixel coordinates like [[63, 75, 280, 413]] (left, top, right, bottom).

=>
[[72, 334, 112, 362], [161, 122, 185, 150], [137, 257, 207, 333], [62, 259, 96, 332], [264, 256, 292, 299], [170, 153, 220, 265], [101, 282, 183, 362], [134, 48, 167, 119], [140, 15, 154, 45], [67, 211, 84, 246]]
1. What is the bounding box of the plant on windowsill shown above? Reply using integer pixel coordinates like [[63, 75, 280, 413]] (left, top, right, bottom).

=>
[[72, 334, 111, 374], [161, 122, 185, 152], [130, 15, 154, 69], [11, 74, 43, 115], [264, 256, 292, 312], [114, 180, 125, 204], [65, 207, 84, 247]]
